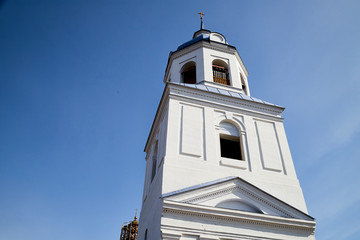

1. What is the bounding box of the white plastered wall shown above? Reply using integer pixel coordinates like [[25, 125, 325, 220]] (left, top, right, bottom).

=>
[[161, 94, 308, 213], [138, 107, 169, 240]]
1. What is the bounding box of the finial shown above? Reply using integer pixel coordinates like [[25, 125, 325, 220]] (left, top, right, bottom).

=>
[[134, 209, 138, 220], [198, 12, 204, 29]]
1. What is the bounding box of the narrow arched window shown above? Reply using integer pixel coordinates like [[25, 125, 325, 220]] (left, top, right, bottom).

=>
[[181, 61, 196, 84], [240, 73, 247, 94], [144, 229, 148, 240], [219, 122, 243, 160], [212, 59, 230, 85], [151, 141, 158, 182]]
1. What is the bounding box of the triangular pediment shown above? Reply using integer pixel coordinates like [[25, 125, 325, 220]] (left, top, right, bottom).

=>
[[162, 177, 314, 221]]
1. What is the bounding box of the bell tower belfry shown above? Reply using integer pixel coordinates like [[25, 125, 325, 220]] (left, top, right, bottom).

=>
[[166, 28, 250, 95], [137, 21, 316, 240]]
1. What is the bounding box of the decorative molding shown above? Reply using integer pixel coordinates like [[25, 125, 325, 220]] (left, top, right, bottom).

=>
[[220, 158, 247, 169], [215, 113, 246, 132], [225, 112, 233, 120], [202, 81, 245, 94], [181, 185, 292, 218], [183, 185, 234, 204], [165, 179, 311, 221], [161, 231, 182, 240], [162, 204, 315, 233], [161, 224, 282, 240], [169, 84, 284, 117]]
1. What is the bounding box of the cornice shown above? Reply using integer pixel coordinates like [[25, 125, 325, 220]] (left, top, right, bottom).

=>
[[161, 224, 315, 240], [162, 200, 316, 232], [144, 83, 284, 153], [161, 231, 181, 240], [168, 84, 284, 118]]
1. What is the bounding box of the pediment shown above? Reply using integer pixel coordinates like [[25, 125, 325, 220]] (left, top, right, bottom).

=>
[[162, 177, 313, 221]]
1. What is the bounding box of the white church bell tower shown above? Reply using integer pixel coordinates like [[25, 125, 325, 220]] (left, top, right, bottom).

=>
[[138, 16, 316, 240]]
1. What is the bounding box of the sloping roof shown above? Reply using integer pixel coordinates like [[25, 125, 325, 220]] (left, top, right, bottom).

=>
[[162, 176, 236, 198], [172, 82, 283, 108], [177, 34, 210, 51]]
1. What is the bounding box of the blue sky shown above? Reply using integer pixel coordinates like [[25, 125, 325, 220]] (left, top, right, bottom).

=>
[[1, 0, 359, 239]]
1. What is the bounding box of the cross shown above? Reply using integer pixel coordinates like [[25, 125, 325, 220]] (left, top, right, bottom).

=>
[[198, 12, 204, 20], [198, 12, 205, 29]]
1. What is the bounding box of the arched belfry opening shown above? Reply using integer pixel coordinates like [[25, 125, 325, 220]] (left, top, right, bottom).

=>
[[212, 59, 230, 86], [151, 141, 158, 182], [219, 121, 243, 160], [181, 61, 196, 84]]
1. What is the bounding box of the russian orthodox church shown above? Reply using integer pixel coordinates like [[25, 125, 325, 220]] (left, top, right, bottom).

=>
[[120, 215, 139, 240], [137, 15, 316, 240]]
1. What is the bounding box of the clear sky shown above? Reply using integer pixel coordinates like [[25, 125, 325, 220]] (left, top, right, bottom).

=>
[[1, 0, 359, 239]]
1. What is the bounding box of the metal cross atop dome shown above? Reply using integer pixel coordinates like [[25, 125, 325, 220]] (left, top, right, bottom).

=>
[[198, 12, 205, 29]]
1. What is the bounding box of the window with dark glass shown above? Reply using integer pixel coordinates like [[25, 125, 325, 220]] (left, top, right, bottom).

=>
[[220, 134, 242, 160], [151, 141, 158, 182], [218, 121, 243, 161], [144, 229, 148, 240], [240, 73, 247, 94]]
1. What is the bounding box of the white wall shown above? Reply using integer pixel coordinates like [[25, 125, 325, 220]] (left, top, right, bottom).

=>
[[138, 108, 169, 240], [161, 89, 308, 213]]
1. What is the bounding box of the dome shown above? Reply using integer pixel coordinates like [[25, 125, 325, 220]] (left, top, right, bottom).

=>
[[131, 215, 138, 225], [177, 29, 228, 51]]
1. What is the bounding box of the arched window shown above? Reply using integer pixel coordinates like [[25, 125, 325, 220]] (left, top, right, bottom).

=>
[[212, 59, 230, 86], [151, 141, 158, 182], [219, 121, 243, 160], [240, 73, 247, 94], [181, 61, 196, 84], [144, 229, 148, 240]]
